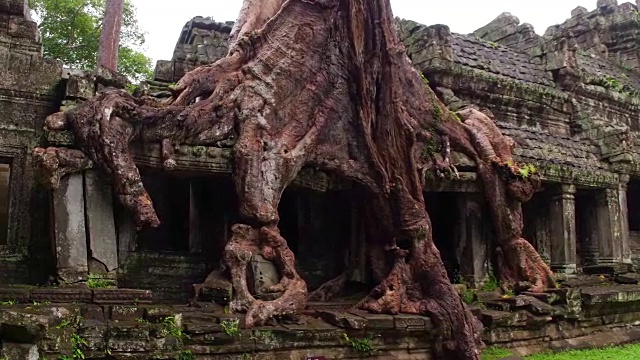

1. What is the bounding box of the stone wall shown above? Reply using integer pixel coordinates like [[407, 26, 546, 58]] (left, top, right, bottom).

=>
[[1, 281, 640, 358], [0, 0, 63, 283]]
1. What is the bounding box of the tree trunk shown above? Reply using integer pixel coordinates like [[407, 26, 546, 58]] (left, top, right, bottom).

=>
[[98, 0, 125, 71], [33, 0, 556, 358]]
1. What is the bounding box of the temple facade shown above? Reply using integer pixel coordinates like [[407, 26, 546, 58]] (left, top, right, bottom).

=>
[[1, 0, 640, 300]]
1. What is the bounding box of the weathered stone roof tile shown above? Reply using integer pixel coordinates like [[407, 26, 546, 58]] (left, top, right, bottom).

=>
[[450, 33, 554, 86]]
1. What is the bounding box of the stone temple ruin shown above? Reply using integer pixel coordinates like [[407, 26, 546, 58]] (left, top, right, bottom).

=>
[[4, 0, 640, 358]]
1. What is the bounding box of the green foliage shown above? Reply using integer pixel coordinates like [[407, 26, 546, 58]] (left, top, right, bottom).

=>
[[488, 41, 499, 49], [342, 333, 375, 356], [452, 270, 476, 305], [56, 319, 72, 328], [221, 318, 241, 338], [28, 0, 153, 81], [481, 273, 500, 292], [86, 273, 114, 289], [160, 316, 190, 344], [502, 289, 515, 298], [0, 300, 16, 305], [71, 334, 88, 359], [518, 163, 537, 179], [178, 350, 195, 360]]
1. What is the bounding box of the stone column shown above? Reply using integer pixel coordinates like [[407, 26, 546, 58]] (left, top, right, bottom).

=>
[[455, 193, 488, 287], [549, 184, 577, 274], [84, 170, 118, 276], [619, 180, 632, 264], [595, 188, 624, 265], [53, 173, 88, 284]]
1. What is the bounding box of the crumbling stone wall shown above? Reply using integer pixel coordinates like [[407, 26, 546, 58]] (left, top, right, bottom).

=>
[[0, 0, 63, 283]]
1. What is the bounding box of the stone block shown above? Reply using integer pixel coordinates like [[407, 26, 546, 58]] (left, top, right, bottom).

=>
[[316, 310, 367, 329], [0, 309, 52, 342], [153, 60, 174, 82], [248, 254, 280, 295], [349, 310, 394, 329], [53, 173, 88, 284], [109, 306, 144, 321], [92, 288, 152, 305], [77, 319, 108, 357], [582, 285, 640, 304], [31, 288, 92, 303], [65, 75, 94, 99], [0, 0, 28, 16], [1, 343, 38, 360], [0, 287, 31, 303], [597, 0, 617, 7], [84, 170, 118, 274], [571, 6, 588, 17], [81, 306, 105, 321], [616, 273, 640, 284], [8, 15, 37, 41], [393, 314, 432, 331]]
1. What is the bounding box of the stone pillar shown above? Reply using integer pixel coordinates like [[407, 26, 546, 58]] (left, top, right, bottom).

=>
[[84, 170, 118, 276], [619, 181, 632, 264], [595, 188, 624, 265], [455, 194, 488, 287], [549, 184, 577, 274], [53, 173, 88, 284]]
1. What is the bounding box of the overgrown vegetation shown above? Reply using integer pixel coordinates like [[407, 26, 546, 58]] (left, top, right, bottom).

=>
[[518, 163, 537, 179], [28, 0, 153, 81], [221, 318, 241, 338], [160, 316, 190, 344], [86, 273, 114, 289], [342, 333, 375, 356], [178, 350, 195, 360]]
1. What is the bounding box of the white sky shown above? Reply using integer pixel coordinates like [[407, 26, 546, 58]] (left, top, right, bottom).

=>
[[131, 0, 601, 65]]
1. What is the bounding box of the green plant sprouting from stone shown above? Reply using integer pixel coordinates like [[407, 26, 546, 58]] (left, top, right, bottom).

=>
[[160, 316, 190, 344], [518, 163, 537, 179], [70, 334, 88, 359], [86, 273, 114, 289], [342, 333, 375, 355], [221, 318, 241, 338], [481, 273, 500, 292], [178, 349, 195, 360]]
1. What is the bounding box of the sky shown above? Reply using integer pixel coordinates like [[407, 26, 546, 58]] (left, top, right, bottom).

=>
[[131, 0, 600, 65]]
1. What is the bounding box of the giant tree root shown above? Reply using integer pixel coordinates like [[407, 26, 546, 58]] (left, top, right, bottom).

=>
[[32, 147, 94, 189], [223, 224, 307, 327], [455, 108, 555, 291], [32, 0, 561, 357]]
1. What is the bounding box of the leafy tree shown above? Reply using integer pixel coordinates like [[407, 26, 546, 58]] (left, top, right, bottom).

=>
[[28, 0, 153, 82]]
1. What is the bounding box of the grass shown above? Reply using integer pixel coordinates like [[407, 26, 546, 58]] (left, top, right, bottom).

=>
[[482, 344, 640, 360]]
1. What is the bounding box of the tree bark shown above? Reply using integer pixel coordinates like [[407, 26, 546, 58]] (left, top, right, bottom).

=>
[[33, 0, 556, 358], [98, 0, 125, 71]]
